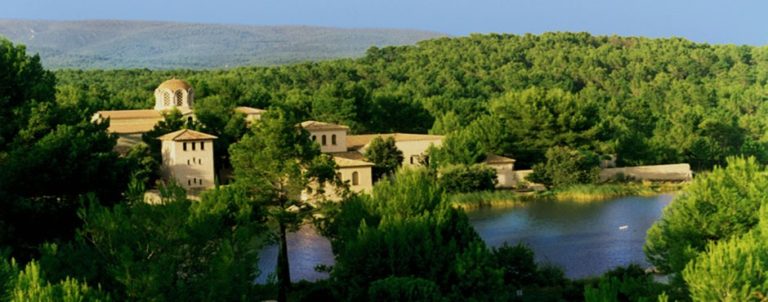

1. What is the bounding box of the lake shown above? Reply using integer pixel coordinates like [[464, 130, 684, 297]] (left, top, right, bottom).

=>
[[257, 194, 674, 282]]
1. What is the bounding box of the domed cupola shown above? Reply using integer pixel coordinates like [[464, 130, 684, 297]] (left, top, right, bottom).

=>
[[154, 78, 194, 111]]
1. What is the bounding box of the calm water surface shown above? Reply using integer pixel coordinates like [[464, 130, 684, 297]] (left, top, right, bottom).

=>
[[257, 194, 673, 282], [468, 194, 673, 278]]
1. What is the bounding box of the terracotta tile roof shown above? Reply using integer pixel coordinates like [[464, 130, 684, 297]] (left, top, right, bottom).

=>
[[157, 78, 192, 91], [93, 108, 194, 134], [346, 133, 444, 150], [300, 120, 350, 131], [333, 155, 374, 168], [107, 120, 164, 134], [95, 109, 163, 120], [485, 153, 516, 164], [235, 106, 266, 115], [332, 151, 366, 161], [157, 129, 218, 141]]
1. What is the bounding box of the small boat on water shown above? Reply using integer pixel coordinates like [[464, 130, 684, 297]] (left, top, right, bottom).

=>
[[619, 225, 629, 230]]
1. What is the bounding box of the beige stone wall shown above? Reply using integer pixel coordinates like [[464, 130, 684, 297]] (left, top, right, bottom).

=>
[[600, 164, 692, 181], [309, 129, 348, 153], [162, 140, 216, 190], [356, 139, 442, 167], [397, 140, 442, 166], [304, 165, 373, 202], [489, 162, 516, 188]]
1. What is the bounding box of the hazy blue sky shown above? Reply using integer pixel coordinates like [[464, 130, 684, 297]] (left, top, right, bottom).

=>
[[3, 0, 767, 45]]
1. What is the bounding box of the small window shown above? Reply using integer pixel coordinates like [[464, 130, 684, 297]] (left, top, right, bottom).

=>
[[322, 135, 327, 146], [312, 135, 316, 142], [183, 142, 187, 151], [332, 134, 337, 145], [200, 142, 205, 151], [188, 179, 191, 186], [192, 142, 196, 151], [187, 159, 190, 165], [175, 90, 184, 106], [163, 92, 171, 106], [198, 158, 202, 165], [352, 171, 359, 186]]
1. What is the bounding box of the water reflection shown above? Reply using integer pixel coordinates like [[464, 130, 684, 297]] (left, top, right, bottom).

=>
[[468, 194, 673, 278], [255, 224, 334, 283], [256, 194, 674, 282]]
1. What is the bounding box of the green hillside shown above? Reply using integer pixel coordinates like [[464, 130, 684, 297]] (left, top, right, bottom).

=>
[[53, 32, 768, 170], [0, 19, 445, 69]]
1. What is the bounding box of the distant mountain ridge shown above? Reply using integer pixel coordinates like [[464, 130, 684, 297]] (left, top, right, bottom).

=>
[[0, 19, 446, 69]]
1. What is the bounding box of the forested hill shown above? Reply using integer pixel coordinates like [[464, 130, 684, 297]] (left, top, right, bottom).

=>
[[0, 19, 444, 69], [54, 32, 768, 169]]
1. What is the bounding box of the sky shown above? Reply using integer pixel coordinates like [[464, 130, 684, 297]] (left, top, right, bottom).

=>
[[3, 0, 767, 45]]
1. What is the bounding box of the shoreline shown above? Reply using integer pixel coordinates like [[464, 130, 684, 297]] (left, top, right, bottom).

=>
[[450, 182, 685, 210]]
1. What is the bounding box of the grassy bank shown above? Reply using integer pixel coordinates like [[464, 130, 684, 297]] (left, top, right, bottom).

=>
[[450, 182, 685, 210]]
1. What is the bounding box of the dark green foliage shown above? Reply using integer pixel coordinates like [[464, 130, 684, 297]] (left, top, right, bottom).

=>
[[0, 38, 56, 150], [584, 265, 667, 302], [0, 38, 140, 258], [324, 168, 572, 301], [683, 221, 768, 301], [437, 164, 497, 193], [0, 259, 110, 301], [528, 146, 600, 188], [645, 157, 768, 296], [363, 136, 404, 181], [38, 186, 267, 301], [492, 243, 539, 287], [368, 276, 443, 302], [48, 32, 768, 170], [229, 108, 341, 302]]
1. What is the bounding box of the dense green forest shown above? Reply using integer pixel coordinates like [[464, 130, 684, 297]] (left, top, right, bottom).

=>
[[55, 32, 768, 169], [6, 32, 768, 301]]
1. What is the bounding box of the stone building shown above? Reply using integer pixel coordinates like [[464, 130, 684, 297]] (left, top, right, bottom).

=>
[[158, 129, 217, 190]]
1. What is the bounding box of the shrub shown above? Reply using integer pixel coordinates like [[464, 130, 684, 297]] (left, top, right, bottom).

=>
[[438, 164, 497, 193], [368, 276, 443, 302], [527, 146, 600, 188]]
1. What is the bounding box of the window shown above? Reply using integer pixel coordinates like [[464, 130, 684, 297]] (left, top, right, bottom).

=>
[[198, 158, 202, 165], [175, 90, 184, 106], [163, 92, 171, 106], [322, 135, 327, 146], [188, 179, 191, 186], [192, 142, 196, 151], [183, 142, 187, 151], [332, 134, 337, 145], [312, 135, 316, 142], [352, 171, 359, 186], [200, 142, 205, 150], [187, 159, 190, 165]]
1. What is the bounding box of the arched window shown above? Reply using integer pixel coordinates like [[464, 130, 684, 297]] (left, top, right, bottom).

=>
[[175, 90, 184, 106], [163, 92, 171, 106], [352, 171, 359, 186], [332, 134, 337, 145], [322, 135, 327, 146]]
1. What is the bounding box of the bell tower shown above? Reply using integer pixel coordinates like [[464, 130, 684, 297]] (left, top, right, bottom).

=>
[[154, 78, 194, 111]]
